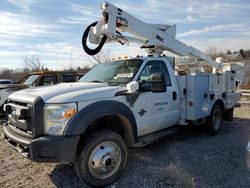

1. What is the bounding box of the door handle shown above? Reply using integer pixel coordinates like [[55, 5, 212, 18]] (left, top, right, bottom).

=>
[[172, 91, 177, 100]]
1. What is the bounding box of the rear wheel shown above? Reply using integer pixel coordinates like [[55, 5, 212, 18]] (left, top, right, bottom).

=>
[[206, 104, 223, 135], [75, 130, 127, 187]]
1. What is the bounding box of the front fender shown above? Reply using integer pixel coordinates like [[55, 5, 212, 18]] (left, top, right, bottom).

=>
[[64, 100, 137, 139]]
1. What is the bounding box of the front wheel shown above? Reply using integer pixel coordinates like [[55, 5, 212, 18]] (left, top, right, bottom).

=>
[[75, 130, 127, 187], [206, 104, 223, 135]]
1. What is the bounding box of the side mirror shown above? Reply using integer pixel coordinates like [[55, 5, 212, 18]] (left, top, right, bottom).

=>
[[127, 81, 139, 93], [140, 73, 166, 92], [150, 73, 166, 92]]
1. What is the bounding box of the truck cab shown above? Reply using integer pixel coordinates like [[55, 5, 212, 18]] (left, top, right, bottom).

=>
[[19, 71, 79, 87], [4, 56, 180, 141]]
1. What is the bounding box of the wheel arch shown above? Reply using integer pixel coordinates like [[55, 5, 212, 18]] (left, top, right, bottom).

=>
[[64, 100, 137, 146], [210, 99, 225, 114]]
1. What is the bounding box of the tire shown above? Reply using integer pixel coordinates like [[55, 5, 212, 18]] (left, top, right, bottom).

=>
[[206, 104, 223, 135], [75, 130, 127, 187], [0, 106, 6, 119]]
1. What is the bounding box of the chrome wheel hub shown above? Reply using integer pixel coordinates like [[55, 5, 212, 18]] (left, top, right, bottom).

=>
[[88, 141, 121, 179]]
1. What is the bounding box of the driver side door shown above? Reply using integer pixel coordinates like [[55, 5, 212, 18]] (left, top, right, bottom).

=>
[[132, 60, 177, 137]]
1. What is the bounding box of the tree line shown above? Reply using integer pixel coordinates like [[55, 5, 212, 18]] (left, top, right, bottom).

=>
[[0, 48, 249, 82], [0, 55, 91, 82], [0, 50, 110, 82], [206, 47, 250, 61]]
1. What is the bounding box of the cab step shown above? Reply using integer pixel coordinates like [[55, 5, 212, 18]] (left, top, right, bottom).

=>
[[133, 127, 178, 147]]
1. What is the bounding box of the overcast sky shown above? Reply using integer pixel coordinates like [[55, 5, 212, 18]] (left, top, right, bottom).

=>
[[0, 0, 249, 70]]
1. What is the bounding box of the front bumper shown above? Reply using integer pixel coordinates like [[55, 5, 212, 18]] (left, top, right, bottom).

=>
[[3, 124, 80, 163]]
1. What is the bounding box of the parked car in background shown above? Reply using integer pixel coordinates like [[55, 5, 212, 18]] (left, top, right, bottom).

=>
[[76, 72, 84, 81], [0, 71, 83, 115], [0, 79, 13, 84]]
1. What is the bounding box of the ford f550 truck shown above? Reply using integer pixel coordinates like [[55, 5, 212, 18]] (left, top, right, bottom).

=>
[[3, 2, 241, 187]]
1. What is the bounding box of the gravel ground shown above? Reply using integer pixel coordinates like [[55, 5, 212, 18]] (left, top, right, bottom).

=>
[[0, 105, 250, 188]]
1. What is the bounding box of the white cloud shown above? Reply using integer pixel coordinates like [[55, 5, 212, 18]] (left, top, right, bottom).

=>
[[0, 50, 24, 57], [0, 41, 71, 60], [186, 15, 193, 22], [0, 48, 85, 70], [66, 2, 95, 16], [182, 37, 250, 52], [144, 0, 250, 23], [59, 16, 94, 25], [146, 0, 217, 20], [147, 0, 159, 8], [59, 2, 98, 25], [0, 41, 18, 47], [193, 2, 219, 19], [0, 41, 95, 69], [1, 0, 249, 71], [5, 0, 35, 12], [187, 4, 193, 13], [0, 12, 58, 37], [240, 31, 250, 37], [32, 42, 79, 61], [179, 23, 249, 37]]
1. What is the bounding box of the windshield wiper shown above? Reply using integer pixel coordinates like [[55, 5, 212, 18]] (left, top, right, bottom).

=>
[[90, 80, 105, 83], [108, 82, 119, 86], [107, 81, 127, 86]]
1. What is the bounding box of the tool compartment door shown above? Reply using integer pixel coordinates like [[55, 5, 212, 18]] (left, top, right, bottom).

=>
[[186, 74, 209, 120]]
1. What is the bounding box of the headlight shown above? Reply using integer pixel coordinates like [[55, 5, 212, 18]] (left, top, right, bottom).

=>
[[44, 103, 77, 135]]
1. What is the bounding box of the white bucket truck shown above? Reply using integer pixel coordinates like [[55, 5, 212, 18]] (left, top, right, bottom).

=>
[[3, 2, 240, 187]]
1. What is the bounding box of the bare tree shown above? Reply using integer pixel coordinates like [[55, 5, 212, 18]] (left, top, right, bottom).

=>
[[0, 69, 12, 79], [206, 46, 219, 60], [206, 46, 226, 61], [91, 50, 110, 64], [226, 49, 232, 55], [0, 68, 30, 82], [22, 55, 44, 71], [239, 49, 245, 58], [244, 50, 250, 58], [63, 63, 75, 71]]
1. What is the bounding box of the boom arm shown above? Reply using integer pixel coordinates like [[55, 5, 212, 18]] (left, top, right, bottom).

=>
[[83, 1, 222, 71]]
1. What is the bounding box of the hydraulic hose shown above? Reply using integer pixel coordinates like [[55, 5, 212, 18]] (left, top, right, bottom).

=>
[[82, 22, 107, 56]]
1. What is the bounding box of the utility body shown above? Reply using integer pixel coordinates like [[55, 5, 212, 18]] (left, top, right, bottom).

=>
[[3, 2, 240, 187]]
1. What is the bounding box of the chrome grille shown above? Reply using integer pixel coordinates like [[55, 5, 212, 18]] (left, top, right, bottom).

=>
[[5, 100, 33, 136]]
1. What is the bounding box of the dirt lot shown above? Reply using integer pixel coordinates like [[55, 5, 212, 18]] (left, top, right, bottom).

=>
[[0, 105, 250, 188]]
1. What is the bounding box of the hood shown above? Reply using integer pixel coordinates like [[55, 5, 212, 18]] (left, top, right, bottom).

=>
[[9, 82, 124, 103], [0, 83, 27, 90]]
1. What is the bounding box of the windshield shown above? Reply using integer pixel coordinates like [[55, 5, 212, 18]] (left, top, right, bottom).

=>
[[22, 74, 40, 85], [80, 59, 143, 85]]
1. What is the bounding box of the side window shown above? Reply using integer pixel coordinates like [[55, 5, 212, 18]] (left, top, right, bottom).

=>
[[138, 61, 171, 86], [39, 75, 57, 86], [62, 74, 76, 82], [0, 81, 11, 84]]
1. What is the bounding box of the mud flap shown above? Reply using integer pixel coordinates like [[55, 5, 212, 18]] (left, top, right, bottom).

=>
[[223, 107, 234, 121]]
